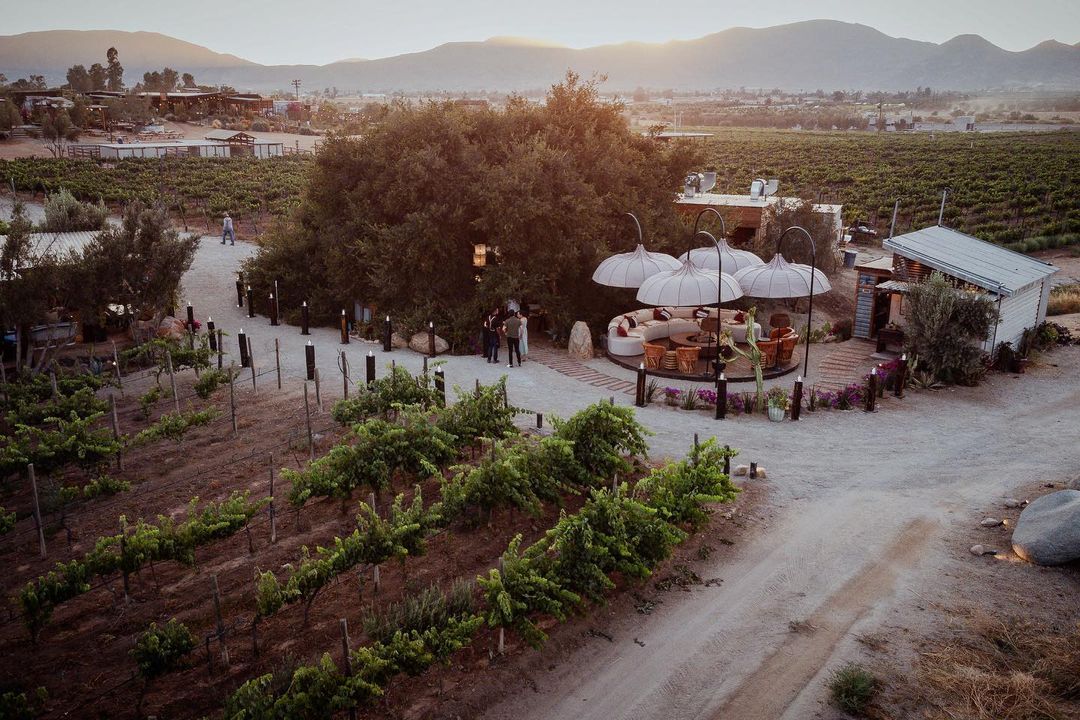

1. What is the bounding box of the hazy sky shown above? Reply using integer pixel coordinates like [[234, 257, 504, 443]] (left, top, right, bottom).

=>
[[5, 0, 1079, 65]]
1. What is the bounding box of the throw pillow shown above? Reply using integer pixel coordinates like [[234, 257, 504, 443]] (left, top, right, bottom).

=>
[[616, 323, 629, 337], [657, 308, 672, 321], [624, 314, 638, 328], [734, 311, 745, 323], [652, 308, 664, 321], [693, 307, 709, 319]]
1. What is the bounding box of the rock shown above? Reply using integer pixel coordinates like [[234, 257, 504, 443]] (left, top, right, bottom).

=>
[[1011, 489, 1080, 566], [156, 316, 187, 341], [1002, 497, 1022, 509], [1068, 477, 1080, 491], [970, 545, 999, 556], [567, 321, 594, 359], [733, 464, 749, 477], [408, 331, 449, 355], [980, 517, 1002, 527], [755, 466, 768, 479], [390, 332, 409, 349]]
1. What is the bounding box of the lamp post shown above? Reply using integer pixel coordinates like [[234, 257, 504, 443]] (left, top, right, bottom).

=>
[[691, 207, 728, 421], [775, 226, 819, 376]]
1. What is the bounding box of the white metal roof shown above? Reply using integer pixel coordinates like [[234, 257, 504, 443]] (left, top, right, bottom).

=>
[[883, 225, 1058, 296], [676, 193, 843, 214], [0, 231, 99, 267]]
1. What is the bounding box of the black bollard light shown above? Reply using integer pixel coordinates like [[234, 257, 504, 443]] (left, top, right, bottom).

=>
[[716, 372, 727, 420], [301, 301, 310, 335], [895, 353, 907, 399], [207, 316, 217, 351], [269, 294, 279, 326], [791, 375, 803, 421], [866, 371, 877, 412], [634, 363, 646, 408], [238, 328, 250, 368], [749, 461, 757, 480], [434, 367, 445, 406], [305, 341, 316, 381], [340, 309, 349, 344], [428, 321, 436, 356], [383, 315, 392, 352], [235, 276, 244, 307], [186, 302, 195, 331], [366, 351, 375, 386], [246, 286, 255, 318], [537, 412, 543, 429]]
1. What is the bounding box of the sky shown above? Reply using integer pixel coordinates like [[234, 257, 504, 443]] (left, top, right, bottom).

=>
[[4, 0, 1079, 65]]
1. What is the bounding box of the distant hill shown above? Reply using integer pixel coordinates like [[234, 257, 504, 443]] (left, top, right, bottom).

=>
[[2, 21, 1077, 93]]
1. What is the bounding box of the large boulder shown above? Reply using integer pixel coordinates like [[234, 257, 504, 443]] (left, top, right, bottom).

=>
[[409, 331, 449, 355], [156, 316, 187, 342], [390, 332, 410, 349], [567, 321, 594, 359], [1011, 489, 1080, 566]]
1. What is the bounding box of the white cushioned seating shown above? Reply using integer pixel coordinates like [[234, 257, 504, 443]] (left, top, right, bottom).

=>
[[606, 307, 761, 356]]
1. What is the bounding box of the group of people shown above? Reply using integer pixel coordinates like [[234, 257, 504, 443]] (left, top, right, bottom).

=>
[[483, 307, 528, 367]]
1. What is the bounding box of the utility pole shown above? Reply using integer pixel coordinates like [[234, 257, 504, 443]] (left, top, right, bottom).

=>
[[291, 79, 302, 134]]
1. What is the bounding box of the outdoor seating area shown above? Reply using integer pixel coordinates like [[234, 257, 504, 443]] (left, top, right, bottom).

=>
[[608, 331, 801, 381]]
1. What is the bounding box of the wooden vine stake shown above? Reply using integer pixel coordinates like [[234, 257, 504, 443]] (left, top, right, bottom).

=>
[[28, 463, 46, 560], [110, 393, 123, 471], [268, 453, 277, 544], [165, 350, 180, 414], [369, 491, 381, 594], [341, 619, 358, 720], [211, 575, 230, 667], [119, 516, 131, 603], [111, 340, 124, 397], [304, 383, 314, 461], [274, 338, 282, 390], [229, 362, 238, 438]]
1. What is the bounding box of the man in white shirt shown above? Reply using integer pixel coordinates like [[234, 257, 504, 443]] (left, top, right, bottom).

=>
[[221, 213, 235, 245]]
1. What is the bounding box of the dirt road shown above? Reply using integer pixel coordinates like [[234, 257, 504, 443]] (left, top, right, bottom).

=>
[[481, 349, 1080, 720]]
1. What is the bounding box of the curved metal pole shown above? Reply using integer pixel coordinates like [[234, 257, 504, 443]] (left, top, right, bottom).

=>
[[695, 228, 727, 417], [625, 212, 644, 247], [776, 225, 816, 377]]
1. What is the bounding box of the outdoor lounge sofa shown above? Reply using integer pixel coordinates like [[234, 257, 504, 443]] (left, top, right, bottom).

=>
[[606, 307, 761, 357]]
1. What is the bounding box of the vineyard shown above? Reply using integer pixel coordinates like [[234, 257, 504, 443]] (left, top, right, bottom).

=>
[[0, 340, 744, 719], [703, 129, 1080, 248], [3, 129, 1077, 251]]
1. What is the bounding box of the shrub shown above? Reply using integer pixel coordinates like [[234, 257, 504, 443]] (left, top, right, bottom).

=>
[[634, 439, 739, 529], [40, 188, 107, 232], [138, 386, 162, 419], [193, 367, 236, 399], [904, 272, 997, 385], [79, 474, 131, 499], [435, 379, 518, 442], [552, 402, 650, 481], [131, 619, 196, 679], [361, 579, 475, 644], [0, 506, 16, 535], [1047, 284, 1080, 316], [828, 662, 877, 714], [131, 408, 219, 445], [331, 365, 438, 424]]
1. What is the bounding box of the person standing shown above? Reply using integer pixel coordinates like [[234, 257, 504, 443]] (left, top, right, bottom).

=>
[[518, 310, 528, 362], [503, 311, 522, 368], [221, 213, 235, 245], [486, 307, 501, 363], [481, 310, 492, 361]]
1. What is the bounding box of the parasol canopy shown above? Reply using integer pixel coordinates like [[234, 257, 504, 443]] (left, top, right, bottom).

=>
[[732, 253, 832, 298], [635, 261, 744, 307], [592, 244, 682, 288], [679, 239, 765, 274]]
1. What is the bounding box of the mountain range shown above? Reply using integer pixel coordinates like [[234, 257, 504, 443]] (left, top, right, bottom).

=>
[[2, 21, 1078, 93]]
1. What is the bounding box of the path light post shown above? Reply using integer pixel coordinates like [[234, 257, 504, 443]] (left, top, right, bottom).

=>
[[635, 363, 646, 407], [186, 302, 195, 331], [366, 351, 375, 386], [246, 286, 255, 318], [305, 341, 316, 381], [717, 372, 727, 419], [238, 329, 249, 368], [236, 273, 244, 308], [791, 375, 803, 421], [301, 301, 310, 335], [207, 317, 216, 351], [383, 315, 392, 352], [269, 294, 279, 326], [428, 321, 436, 356], [340, 309, 349, 345]]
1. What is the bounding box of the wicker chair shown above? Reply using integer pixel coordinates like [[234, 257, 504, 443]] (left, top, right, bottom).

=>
[[769, 326, 794, 340], [757, 339, 779, 367], [643, 343, 666, 370], [777, 334, 798, 364], [699, 317, 721, 335], [675, 346, 700, 374]]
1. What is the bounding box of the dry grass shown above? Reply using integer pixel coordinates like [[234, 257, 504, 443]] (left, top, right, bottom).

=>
[[915, 612, 1080, 719], [1048, 285, 1080, 316]]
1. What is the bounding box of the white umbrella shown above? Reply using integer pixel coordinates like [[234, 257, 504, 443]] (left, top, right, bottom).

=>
[[636, 262, 743, 307], [679, 239, 764, 274], [732, 253, 832, 298], [592, 244, 682, 288]]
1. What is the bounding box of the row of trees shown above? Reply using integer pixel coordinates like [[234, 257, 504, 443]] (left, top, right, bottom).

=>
[[62, 47, 124, 93]]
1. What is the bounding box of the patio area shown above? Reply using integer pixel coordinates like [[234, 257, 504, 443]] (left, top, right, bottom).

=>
[[607, 337, 800, 382]]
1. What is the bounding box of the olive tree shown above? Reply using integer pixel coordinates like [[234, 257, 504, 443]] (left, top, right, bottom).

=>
[[904, 272, 998, 385]]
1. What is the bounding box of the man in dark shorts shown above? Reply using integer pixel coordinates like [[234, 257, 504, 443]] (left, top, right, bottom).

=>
[[503, 311, 522, 367]]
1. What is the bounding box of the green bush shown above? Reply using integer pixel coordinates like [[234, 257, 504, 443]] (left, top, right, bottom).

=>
[[40, 187, 107, 232], [828, 662, 877, 715], [131, 408, 218, 445], [435, 379, 519, 442], [552, 402, 650, 481], [0, 506, 16, 535], [361, 579, 475, 644], [193, 367, 236, 399], [904, 272, 997, 385], [138, 386, 162, 419], [634, 439, 739, 529], [131, 618, 196, 679], [331, 365, 439, 424]]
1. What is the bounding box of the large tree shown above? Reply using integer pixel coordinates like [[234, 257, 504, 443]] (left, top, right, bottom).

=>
[[243, 73, 702, 348], [40, 110, 80, 158], [106, 47, 123, 91], [65, 65, 92, 93], [88, 63, 107, 91]]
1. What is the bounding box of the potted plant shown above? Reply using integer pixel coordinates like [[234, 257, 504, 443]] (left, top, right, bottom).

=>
[[766, 386, 790, 422]]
